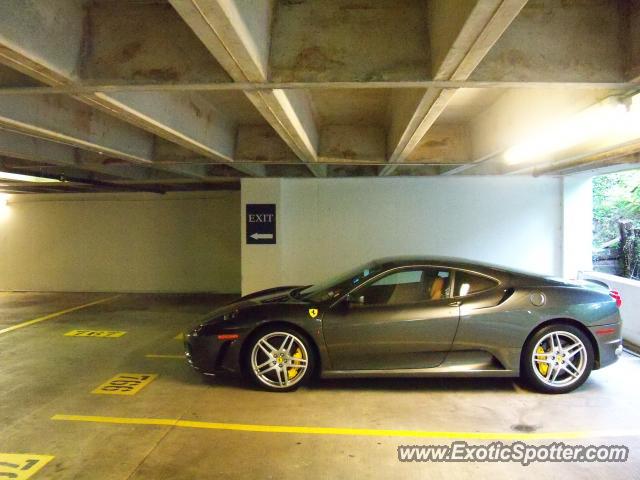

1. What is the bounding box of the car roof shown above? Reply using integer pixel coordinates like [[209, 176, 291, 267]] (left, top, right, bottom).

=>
[[371, 256, 543, 280]]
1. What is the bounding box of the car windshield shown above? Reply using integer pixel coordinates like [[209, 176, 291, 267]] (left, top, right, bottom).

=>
[[297, 262, 383, 303]]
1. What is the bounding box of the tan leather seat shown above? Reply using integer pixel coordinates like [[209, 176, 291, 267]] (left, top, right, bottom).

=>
[[429, 277, 445, 300]]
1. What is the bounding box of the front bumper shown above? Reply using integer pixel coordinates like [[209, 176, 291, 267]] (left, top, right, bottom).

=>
[[184, 331, 244, 375], [588, 323, 623, 369]]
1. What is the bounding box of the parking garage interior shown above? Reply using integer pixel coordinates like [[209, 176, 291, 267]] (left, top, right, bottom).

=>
[[1, 0, 640, 478]]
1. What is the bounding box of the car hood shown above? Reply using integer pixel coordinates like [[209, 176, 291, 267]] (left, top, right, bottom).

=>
[[235, 285, 307, 304], [201, 286, 310, 323]]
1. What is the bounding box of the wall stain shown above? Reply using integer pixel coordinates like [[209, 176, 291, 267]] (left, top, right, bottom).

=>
[[121, 41, 143, 62], [293, 46, 345, 72], [132, 67, 179, 82], [189, 100, 202, 118], [423, 139, 449, 149]]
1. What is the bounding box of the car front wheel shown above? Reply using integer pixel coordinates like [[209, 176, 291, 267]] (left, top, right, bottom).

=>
[[247, 328, 314, 392], [521, 324, 594, 394]]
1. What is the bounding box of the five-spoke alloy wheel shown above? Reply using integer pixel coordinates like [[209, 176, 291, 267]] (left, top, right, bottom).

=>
[[522, 324, 594, 394], [248, 328, 314, 392]]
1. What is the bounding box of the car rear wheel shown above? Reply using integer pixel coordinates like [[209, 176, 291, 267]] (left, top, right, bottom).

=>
[[247, 328, 314, 392], [521, 324, 594, 394]]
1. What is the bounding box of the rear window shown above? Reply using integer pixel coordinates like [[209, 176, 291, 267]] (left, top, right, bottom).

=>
[[454, 271, 498, 296]]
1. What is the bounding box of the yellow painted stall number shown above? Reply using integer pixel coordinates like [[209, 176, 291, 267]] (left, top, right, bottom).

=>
[[0, 453, 54, 479], [65, 330, 126, 338], [92, 373, 157, 396]]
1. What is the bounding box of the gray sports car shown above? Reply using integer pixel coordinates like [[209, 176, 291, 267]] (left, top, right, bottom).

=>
[[185, 257, 623, 393]]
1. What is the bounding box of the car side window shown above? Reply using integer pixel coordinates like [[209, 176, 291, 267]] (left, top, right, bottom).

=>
[[454, 271, 498, 296], [354, 268, 451, 306]]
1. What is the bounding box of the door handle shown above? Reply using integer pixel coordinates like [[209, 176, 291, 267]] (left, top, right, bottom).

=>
[[449, 301, 462, 307]]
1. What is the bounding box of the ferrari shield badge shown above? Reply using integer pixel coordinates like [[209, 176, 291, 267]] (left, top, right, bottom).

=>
[[308, 308, 319, 318]]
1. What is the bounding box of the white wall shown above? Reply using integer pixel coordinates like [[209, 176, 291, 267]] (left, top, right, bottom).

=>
[[0, 191, 240, 293], [242, 177, 564, 295]]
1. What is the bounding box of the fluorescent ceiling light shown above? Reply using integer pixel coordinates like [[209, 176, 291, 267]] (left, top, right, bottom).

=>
[[0, 171, 61, 183], [504, 94, 640, 166]]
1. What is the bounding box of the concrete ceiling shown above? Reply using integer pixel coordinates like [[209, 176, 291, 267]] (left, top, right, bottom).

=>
[[0, 0, 638, 193]]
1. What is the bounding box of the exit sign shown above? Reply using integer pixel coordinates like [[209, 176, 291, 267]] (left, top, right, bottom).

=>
[[246, 204, 276, 244]]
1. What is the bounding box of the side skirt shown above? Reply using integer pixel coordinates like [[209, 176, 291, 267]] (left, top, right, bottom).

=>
[[320, 369, 517, 379], [321, 350, 519, 379]]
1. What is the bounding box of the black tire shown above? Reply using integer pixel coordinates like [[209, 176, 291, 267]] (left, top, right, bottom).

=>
[[521, 323, 594, 394], [245, 327, 315, 392]]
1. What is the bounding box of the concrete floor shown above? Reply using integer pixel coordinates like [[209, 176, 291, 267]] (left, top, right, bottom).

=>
[[0, 292, 639, 479]]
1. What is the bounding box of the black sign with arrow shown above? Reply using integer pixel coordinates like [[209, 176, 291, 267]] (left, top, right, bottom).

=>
[[246, 204, 276, 244]]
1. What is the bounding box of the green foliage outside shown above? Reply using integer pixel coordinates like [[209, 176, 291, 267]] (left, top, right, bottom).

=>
[[593, 169, 640, 278], [593, 169, 640, 247]]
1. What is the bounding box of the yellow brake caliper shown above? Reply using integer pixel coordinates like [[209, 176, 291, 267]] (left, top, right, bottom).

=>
[[288, 348, 303, 379], [536, 346, 548, 375]]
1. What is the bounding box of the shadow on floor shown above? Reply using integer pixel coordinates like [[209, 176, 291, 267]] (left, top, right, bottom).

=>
[[189, 371, 522, 393], [311, 376, 519, 392]]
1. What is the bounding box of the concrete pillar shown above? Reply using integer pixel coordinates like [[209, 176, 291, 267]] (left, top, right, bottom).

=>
[[562, 174, 593, 279], [240, 178, 284, 295]]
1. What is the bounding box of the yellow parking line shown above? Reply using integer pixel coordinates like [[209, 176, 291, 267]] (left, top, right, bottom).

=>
[[50, 414, 640, 440], [145, 354, 184, 359], [0, 295, 121, 336]]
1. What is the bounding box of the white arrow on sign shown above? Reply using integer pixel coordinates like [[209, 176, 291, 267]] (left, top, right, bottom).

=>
[[250, 233, 274, 240]]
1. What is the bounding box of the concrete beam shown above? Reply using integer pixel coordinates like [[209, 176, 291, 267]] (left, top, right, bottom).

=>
[[0, 94, 215, 181], [382, 0, 527, 175], [384, 165, 444, 177], [0, 94, 153, 163], [94, 91, 235, 161], [0, 0, 262, 177], [0, 80, 636, 96], [170, 0, 326, 177], [0, 129, 77, 169], [0, 129, 179, 182]]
